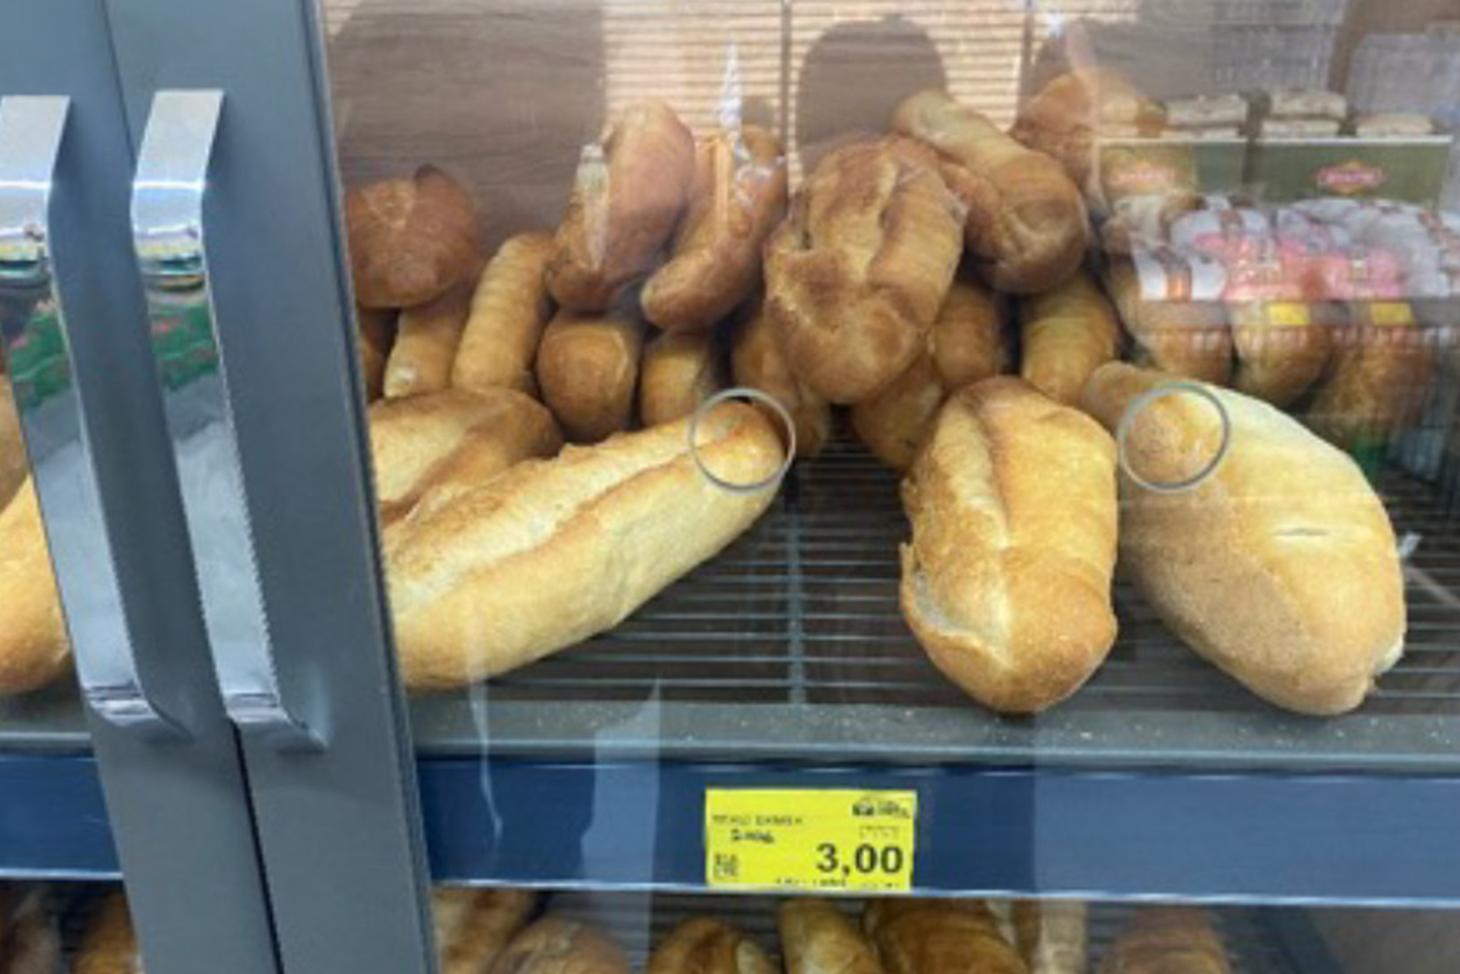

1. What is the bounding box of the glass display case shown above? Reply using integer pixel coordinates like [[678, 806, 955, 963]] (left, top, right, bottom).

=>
[[3, 0, 1460, 973]]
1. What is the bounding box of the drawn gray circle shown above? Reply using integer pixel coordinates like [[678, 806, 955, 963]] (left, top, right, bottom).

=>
[[688, 386, 796, 494], [1114, 381, 1231, 493]]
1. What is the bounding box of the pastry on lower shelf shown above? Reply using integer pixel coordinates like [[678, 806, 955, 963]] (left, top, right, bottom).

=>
[[536, 307, 645, 443], [649, 918, 777, 974], [1082, 362, 1406, 715], [491, 916, 630, 974], [74, 892, 137, 974], [764, 136, 963, 404], [639, 329, 722, 428], [1307, 301, 1433, 449], [436, 888, 537, 974], [347, 165, 481, 309], [0, 480, 68, 696], [387, 402, 783, 688], [385, 273, 477, 399], [1019, 270, 1123, 407], [899, 378, 1119, 714], [1099, 907, 1231, 974], [865, 899, 1027, 974], [452, 232, 556, 396], [1103, 259, 1231, 384], [730, 296, 831, 458], [780, 900, 884, 974], [0, 885, 59, 974], [894, 89, 1088, 294]]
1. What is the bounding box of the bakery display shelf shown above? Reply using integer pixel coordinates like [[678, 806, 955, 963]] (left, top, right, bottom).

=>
[[411, 436, 1460, 774], [542, 890, 1342, 974]]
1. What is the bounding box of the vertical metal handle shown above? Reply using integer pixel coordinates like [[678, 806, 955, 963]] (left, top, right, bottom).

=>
[[131, 90, 321, 751], [0, 96, 183, 736]]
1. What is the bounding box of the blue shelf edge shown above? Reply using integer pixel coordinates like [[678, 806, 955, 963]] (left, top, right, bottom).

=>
[[421, 757, 1460, 905], [0, 753, 118, 878]]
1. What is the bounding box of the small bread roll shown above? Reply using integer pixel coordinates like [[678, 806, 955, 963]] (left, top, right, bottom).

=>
[[730, 299, 830, 459], [347, 166, 481, 308], [0, 378, 26, 509], [490, 918, 629, 974], [369, 388, 561, 525], [546, 100, 696, 312], [1083, 362, 1405, 715], [764, 137, 964, 404], [1011, 901, 1086, 974], [434, 888, 537, 974], [1103, 260, 1231, 384], [0, 886, 60, 974], [1099, 908, 1232, 974], [536, 308, 644, 442], [453, 232, 555, 394], [639, 330, 720, 427], [641, 126, 788, 331], [1011, 68, 1164, 194], [1019, 270, 1123, 405], [900, 379, 1118, 713], [1230, 301, 1333, 407], [893, 89, 1089, 294], [75, 892, 137, 974], [779, 901, 884, 974], [852, 277, 1008, 470], [385, 277, 475, 399], [0, 480, 68, 695], [649, 919, 777, 974], [1308, 301, 1433, 448], [356, 307, 398, 401], [865, 900, 1025, 974]]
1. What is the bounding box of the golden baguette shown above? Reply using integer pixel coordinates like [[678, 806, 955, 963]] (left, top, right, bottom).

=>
[[779, 901, 884, 974], [1230, 301, 1332, 407], [0, 479, 69, 695], [435, 889, 537, 974], [490, 917, 629, 974], [865, 900, 1027, 974], [0, 377, 25, 508], [730, 299, 831, 458], [453, 232, 555, 395], [899, 378, 1118, 713], [639, 330, 720, 427], [1307, 300, 1432, 448], [385, 276, 475, 399], [356, 306, 398, 402], [536, 308, 644, 443], [1019, 270, 1122, 406], [648, 918, 777, 974], [74, 893, 136, 974], [387, 402, 782, 687], [1082, 362, 1404, 714]]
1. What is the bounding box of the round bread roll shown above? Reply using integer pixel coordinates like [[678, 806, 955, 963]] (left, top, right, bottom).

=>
[[347, 165, 481, 309]]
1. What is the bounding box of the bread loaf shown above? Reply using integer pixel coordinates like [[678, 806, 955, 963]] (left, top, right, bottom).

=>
[[892, 90, 1088, 294], [899, 379, 1118, 714], [74, 893, 137, 974], [1011, 901, 1086, 974], [1229, 301, 1332, 407], [0, 887, 59, 974], [641, 126, 787, 331], [779, 901, 884, 974], [0, 379, 25, 509], [649, 919, 777, 974], [1308, 301, 1433, 448], [385, 276, 475, 399], [1082, 362, 1405, 714], [452, 232, 556, 395], [369, 389, 561, 525], [1103, 260, 1231, 384], [730, 299, 831, 458], [356, 307, 398, 401], [491, 917, 629, 974], [1098, 908, 1231, 974], [0, 480, 68, 695], [852, 277, 1008, 470], [1019, 270, 1122, 405], [387, 402, 782, 687], [865, 900, 1026, 974], [546, 100, 695, 312], [640, 330, 720, 427], [1011, 69, 1163, 194], [347, 166, 481, 308], [536, 308, 644, 443], [764, 137, 963, 404], [435, 888, 537, 974]]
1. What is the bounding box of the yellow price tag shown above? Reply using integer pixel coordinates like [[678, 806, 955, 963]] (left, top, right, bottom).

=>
[[704, 789, 917, 893], [1267, 302, 1310, 327], [1370, 301, 1415, 326]]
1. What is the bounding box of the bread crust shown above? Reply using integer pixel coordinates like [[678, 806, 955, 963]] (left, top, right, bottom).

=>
[[348, 165, 481, 309], [731, 298, 831, 458], [899, 378, 1118, 713], [1098, 908, 1231, 974], [640, 330, 721, 427], [1011, 901, 1086, 974], [779, 901, 884, 974], [536, 308, 645, 443], [0, 886, 59, 974], [434, 888, 537, 974], [491, 918, 629, 974], [865, 900, 1026, 974], [1019, 270, 1123, 405], [1082, 362, 1406, 714], [386, 275, 476, 398], [1230, 301, 1333, 407], [641, 126, 787, 331], [1103, 260, 1231, 384], [356, 307, 398, 401], [764, 137, 963, 404], [1307, 301, 1433, 448], [649, 918, 777, 974], [893, 90, 1089, 294], [453, 232, 556, 395], [1011, 69, 1164, 194], [387, 403, 782, 687], [546, 100, 695, 312], [0, 479, 69, 695], [74, 893, 136, 974]]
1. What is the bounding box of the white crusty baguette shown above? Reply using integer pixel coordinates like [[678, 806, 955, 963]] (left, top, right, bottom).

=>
[[1082, 362, 1405, 715], [387, 402, 783, 687], [899, 378, 1119, 713]]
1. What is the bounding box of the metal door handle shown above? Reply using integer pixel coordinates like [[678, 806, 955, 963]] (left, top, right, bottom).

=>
[[0, 95, 183, 737], [132, 90, 320, 750]]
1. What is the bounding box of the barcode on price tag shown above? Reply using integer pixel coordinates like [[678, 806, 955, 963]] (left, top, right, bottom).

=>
[[703, 789, 917, 893]]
